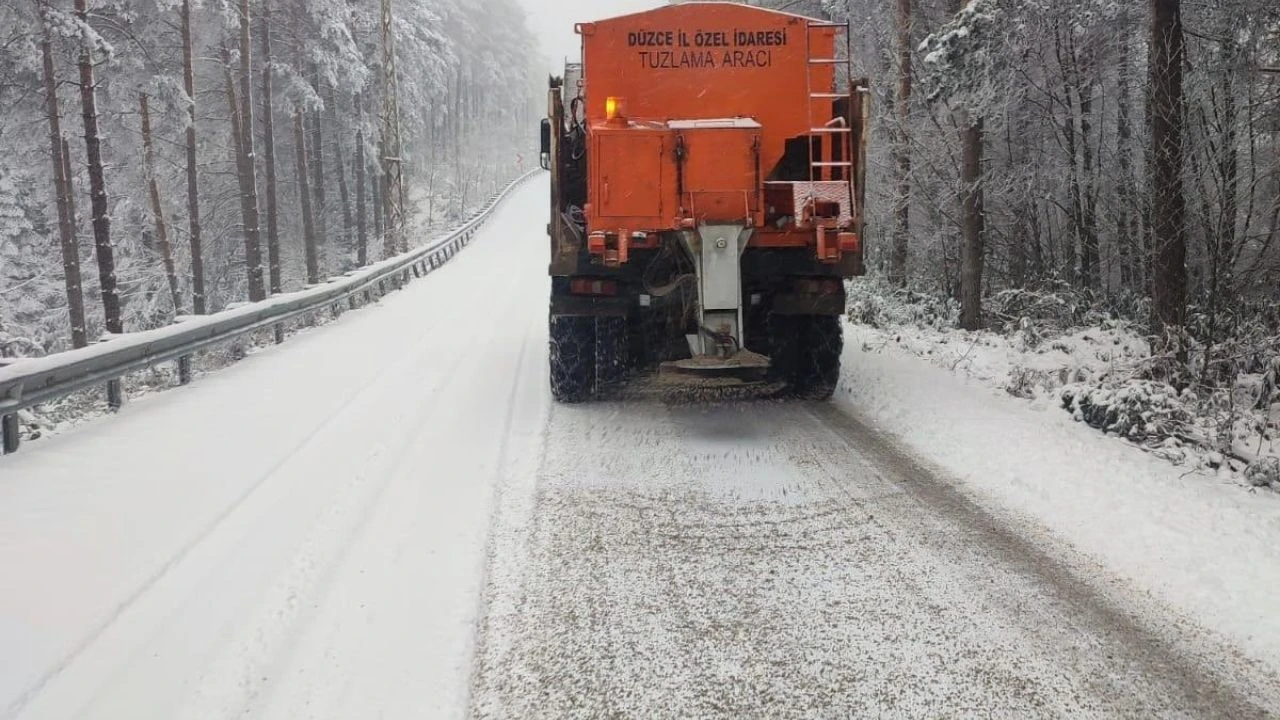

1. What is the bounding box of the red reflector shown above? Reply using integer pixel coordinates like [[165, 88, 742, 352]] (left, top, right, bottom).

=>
[[570, 278, 618, 296], [587, 232, 607, 255]]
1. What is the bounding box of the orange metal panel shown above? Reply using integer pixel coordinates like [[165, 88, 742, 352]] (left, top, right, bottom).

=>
[[676, 123, 762, 224], [594, 131, 665, 222], [578, 2, 838, 236]]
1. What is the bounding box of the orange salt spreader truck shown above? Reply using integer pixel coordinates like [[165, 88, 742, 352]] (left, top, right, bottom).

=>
[[540, 1, 870, 402]]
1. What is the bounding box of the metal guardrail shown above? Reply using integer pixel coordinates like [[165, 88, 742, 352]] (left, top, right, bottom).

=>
[[0, 169, 543, 455]]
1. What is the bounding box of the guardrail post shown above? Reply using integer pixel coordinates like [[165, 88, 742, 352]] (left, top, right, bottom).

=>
[[178, 355, 192, 385], [274, 324, 285, 344], [106, 379, 123, 412], [348, 295, 358, 311], [2, 413, 18, 454]]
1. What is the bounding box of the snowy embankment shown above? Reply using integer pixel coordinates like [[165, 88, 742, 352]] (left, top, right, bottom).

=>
[[838, 322, 1280, 669], [6, 172, 533, 446]]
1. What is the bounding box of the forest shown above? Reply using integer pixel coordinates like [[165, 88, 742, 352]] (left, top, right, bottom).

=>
[[0, 0, 538, 356], [768, 0, 1280, 474], [2, 0, 1279, 473]]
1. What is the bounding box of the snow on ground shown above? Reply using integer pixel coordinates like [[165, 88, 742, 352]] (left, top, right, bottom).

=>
[[3, 174, 1279, 718], [469, 397, 1280, 717], [857, 317, 1150, 398], [839, 322, 1280, 671], [848, 282, 1280, 480], [0, 177, 550, 720]]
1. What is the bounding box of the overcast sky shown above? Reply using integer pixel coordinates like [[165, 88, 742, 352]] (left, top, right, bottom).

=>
[[519, 0, 666, 74]]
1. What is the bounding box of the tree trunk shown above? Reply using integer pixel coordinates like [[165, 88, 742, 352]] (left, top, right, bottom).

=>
[[181, 0, 206, 314], [1079, 74, 1100, 291], [960, 117, 985, 331], [1116, 37, 1138, 289], [327, 87, 354, 268], [60, 137, 88, 347], [75, 0, 122, 335], [1057, 26, 1084, 286], [139, 94, 182, 315], [1149, 0, 1188, 333], [889, 0, 911, 287], [371, 141, 384, 247], [39, 6, 87, 348], [237, 0, 265, 302], [224, 38, 265, 302], [309, 67, 328, 263], [294, 110, 319, 284], [950, 0, 984, 331], [380, 138, 393, 257], [260, 0, 281, 294], [355, 93, 368, 267], [1216, 56, 1239, 298], [1005, 109, 1028, 287]]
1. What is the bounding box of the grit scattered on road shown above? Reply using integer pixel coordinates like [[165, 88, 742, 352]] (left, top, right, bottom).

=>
[[469, 400, 1280, 719]]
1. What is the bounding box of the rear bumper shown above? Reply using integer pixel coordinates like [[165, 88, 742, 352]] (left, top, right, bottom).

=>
[[550, 294, 631, 317]]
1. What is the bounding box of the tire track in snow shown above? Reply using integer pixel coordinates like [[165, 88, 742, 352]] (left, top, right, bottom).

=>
[[469, 400, 1280, 718], [809, 402, 1280, 719]]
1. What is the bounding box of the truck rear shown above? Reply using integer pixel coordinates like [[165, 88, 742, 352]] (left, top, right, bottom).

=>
[[540, 2, 870, 402]]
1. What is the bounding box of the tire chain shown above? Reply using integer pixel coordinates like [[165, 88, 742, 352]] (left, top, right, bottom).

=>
[[549, 316, 596, 402]]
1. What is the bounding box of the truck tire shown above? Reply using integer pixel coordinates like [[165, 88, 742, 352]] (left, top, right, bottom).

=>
[[794, 315, 842, 400], [595, 315, 628, 391], [550, 315, 596, 403]]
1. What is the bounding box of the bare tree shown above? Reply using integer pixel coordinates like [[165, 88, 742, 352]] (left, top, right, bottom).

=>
[[1149, 0, 1188, 333], [181, 0, 206, 314], [327, 86, 354, 266], [889, 0, 911, 287], [948, 0, 985, 331], [260, 0, 281, 294], [355, 93, 368, 267], [223, 24, 265, 303], [236, 0, 265, 302], [1115, 35, 1141, 290], [309, 66, 328, 265], [371, 138, 384, 246], [38, 2, 87, 348], [75, 0, 122, 335], [294, 109, 320, 284], [959, 116, 985, 330], [139, 93, 182, 314]]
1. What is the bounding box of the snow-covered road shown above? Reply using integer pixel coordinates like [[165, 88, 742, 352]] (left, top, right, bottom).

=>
[[3, 177, 1279, 718]]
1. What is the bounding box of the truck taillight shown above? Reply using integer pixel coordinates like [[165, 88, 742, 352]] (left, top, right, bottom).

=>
[[570, 278, 618, 296]]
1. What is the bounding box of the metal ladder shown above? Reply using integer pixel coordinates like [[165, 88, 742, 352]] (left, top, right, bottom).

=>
[[804, 20, 854, 184]]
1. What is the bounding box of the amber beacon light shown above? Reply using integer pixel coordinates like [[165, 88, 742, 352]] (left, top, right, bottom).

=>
[[605, 96, 625, 121]]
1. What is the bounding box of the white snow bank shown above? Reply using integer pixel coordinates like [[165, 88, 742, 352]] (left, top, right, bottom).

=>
[[839, 322, 1280, 668]]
